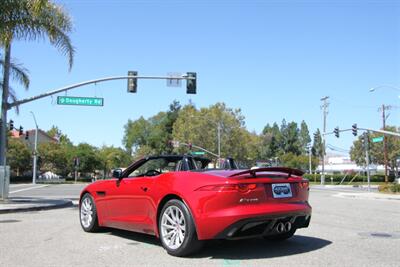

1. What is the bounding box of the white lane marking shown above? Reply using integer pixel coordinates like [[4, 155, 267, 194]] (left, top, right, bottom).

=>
[[10, 184, 33, 188], [10, 185, 49, 194]]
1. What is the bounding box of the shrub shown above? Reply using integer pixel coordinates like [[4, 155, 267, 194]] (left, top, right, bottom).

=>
[[303, 173, 392, 183], [389, 184, 400, 193], [378, 183, 400, 193]]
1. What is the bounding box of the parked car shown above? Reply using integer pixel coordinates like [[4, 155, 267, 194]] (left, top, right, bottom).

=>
[[79, 155, 311, 257]]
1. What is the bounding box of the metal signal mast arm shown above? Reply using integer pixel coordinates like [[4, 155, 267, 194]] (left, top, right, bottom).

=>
[[8, 74, 194, 109]]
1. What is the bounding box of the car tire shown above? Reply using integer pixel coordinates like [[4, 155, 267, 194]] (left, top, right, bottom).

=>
[[79, 193, 100, 232], [159, 199, 203, 257], [265, 227, 296, 241]]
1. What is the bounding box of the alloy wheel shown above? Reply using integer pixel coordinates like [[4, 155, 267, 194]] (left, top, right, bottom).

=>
[[161, 206, 186, 250], [80, 197, 93, 229]]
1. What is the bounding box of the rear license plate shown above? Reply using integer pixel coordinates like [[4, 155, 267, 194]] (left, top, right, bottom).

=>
[[272, 183, 292, 198]]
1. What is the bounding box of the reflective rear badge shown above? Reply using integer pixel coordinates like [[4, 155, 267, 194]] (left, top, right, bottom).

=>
[[239, 198, 259, 203]]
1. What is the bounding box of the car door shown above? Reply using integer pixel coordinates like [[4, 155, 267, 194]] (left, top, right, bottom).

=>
[[105, 176, 156, 234]]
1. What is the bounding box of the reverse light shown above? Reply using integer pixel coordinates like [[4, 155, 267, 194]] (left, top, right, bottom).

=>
[[196, 183, 257, 193], [299, 180, 309, 189]]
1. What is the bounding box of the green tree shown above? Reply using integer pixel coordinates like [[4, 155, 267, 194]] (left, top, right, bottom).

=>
[[0, 57, 29, 113], [172, 102, 253, 163], [280, 152, 318, 171], [172, 104, 202, 154], [74, 143, 102, 175], [47, 125, 72, 145], [99, 146, 132, 177], [1, 0, 74, 165], [281, 121, 301, 155], [299, 120, 311, 154], [260, 122, 282, 159], [38, 142, 69, 176], [7, 138, 31, 175], [123, 116, 151, 155], [312, 129, 323, 158], [122, 101, 182, 156]]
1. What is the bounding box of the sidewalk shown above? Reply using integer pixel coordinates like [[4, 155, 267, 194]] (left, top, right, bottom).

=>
[[311, 185, 400, 201], [0, 197, 73, 214], [335, 192, 400, 201]]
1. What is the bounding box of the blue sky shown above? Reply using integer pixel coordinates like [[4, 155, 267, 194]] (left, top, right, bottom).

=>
[[7, 0, 400, 155]]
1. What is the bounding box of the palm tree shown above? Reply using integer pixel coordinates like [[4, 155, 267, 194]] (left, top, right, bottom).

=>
[[0, 0, 75, 166], [0, 57, 30, 113]]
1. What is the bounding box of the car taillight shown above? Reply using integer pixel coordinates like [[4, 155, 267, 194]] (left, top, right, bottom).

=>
[[299, 180, 309, 189], [196, 183, 257, 193]]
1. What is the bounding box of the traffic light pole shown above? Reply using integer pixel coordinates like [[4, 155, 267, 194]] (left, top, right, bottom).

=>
[[320, 96, 329, 185], [324, 128, 400, 138], [30, 112, 38, 185], [363, 132, 371, 192], [8, 74, 195, 109], [325, 126, 400, 188], [0, 73, 196, 199]]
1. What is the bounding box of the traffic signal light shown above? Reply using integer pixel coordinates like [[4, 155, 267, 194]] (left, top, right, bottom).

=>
[[25, 131, 29, 140], [9, 120, 14, 131], [334, 127, 339, 138], [186, 72, 197, 94], [361, 132, 369, 150], [127, 71, 138, 93], [352, 124, 358, 136], [19, 126, 23, 136]]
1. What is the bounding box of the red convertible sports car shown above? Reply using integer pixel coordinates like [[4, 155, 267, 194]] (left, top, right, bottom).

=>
[[79, 155, 311, 257]]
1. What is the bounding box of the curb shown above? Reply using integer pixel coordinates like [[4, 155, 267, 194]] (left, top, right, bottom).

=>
[[335, 192, 400, 201], [0, 199, 73, 214]]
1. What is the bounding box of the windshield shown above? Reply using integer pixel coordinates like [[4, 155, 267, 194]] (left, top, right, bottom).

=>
[[127, 158, 179, 177]]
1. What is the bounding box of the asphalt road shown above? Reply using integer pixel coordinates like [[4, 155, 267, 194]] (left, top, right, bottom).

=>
[[1, 185, 399, 266], [8, 183, 85, 200]]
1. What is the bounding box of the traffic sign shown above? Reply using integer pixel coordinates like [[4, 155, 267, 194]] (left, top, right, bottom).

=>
[[372, 136, 384, 143], [166, 72, 182, 87], [192, 151, 205, 155], [57, 96, 104, 106]]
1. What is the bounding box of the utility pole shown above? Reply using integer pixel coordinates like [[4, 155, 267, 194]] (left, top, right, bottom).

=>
[[363, 132, 371, 191], [320, 96, 329, 185], [217, 123, 221, 160], [380, 104, 390, 183], [308, 145, 312, 175], [30, 112, 39, 185]]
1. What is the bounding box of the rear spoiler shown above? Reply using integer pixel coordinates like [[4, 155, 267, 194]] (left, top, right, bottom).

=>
[[229, 167, 305, 178]]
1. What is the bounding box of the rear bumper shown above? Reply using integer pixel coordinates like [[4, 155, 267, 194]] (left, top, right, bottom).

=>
[[214, 212, 311, 240], [195, 202, 311, 240]]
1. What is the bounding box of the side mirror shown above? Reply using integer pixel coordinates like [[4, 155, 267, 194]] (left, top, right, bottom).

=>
[[112, 169, 123, 179]]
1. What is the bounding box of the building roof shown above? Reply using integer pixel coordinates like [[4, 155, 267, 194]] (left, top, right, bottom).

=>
[[10, 129, 58, 143]]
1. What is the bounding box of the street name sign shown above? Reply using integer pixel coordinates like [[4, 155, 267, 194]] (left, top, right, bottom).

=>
[[57, 96, 104, 106], [372, 136, 384, 143], [192, 151, 205, 155]]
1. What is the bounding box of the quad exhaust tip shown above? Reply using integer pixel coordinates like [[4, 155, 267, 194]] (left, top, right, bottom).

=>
[[276, 222, 285, 233], [275, 222, 292, 233], [285, 222, 292, 232]]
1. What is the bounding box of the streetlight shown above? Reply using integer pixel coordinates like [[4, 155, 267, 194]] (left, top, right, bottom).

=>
[[369, 85, 400, 93], [30, 111, 38, 184]]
